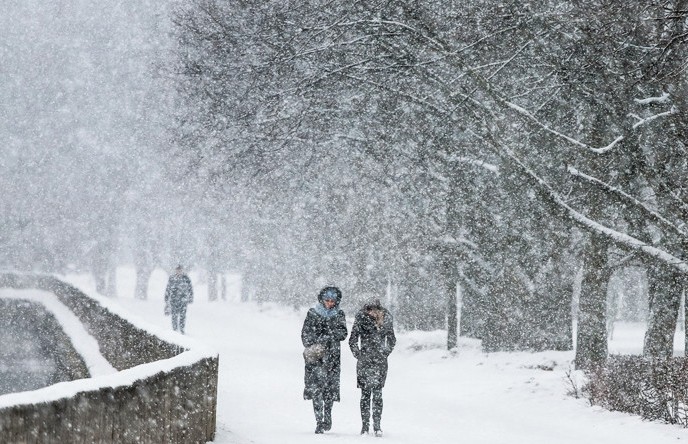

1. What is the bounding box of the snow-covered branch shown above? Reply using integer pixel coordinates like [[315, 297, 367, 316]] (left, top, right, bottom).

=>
[[504, 101, 625, 154], [634, 92, 670, 105], [470, 129, 688, 273], [630, 106, 677, 129], [448, 156, 499, 174], [567, 165, 688, 240]]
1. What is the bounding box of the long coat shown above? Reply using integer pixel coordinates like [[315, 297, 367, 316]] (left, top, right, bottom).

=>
[[164, 274, 193, 311], [301, 299, 348, 402], [349, 308, 396, 389]]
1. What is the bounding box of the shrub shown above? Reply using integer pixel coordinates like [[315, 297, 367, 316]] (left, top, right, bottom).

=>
[[585, 355, 688, 426]]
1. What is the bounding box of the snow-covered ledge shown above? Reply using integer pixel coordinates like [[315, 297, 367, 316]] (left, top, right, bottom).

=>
[[0, 273, 218, 443]]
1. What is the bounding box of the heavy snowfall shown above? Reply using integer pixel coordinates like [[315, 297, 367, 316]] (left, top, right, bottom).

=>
[[4, 0, 688, 442]]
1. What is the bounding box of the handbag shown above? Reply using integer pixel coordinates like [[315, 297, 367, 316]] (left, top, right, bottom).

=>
[[303, 343, 326, 364]]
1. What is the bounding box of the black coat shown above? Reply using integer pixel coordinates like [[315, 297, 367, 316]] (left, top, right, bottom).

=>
[[164, 274, 193, 311], [349, 308, 396, 389], [301, 303, 348, 402]]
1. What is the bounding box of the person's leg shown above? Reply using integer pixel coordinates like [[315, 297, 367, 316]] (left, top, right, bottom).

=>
[[360, 388, 371, 434], [322, 398, 333, 431], [312, 394, 325, 433], [171, 311, 179, 331], [179, 304, 188, 334], [372, 388, 383, 434]]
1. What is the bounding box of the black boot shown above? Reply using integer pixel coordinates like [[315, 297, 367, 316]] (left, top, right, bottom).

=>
[[372, 389, 383, 436], [360, 389, 371, 434], [323, 401, 333, 431], [313, 398, 325, 434]]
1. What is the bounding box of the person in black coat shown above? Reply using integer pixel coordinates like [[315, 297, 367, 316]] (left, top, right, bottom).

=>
[[349, 298, 396, 436], [301, 286, 348, 434], [164, 265, 194, 334]]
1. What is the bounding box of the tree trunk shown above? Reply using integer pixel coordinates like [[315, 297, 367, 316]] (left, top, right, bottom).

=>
[[94, 272, 107, 295], [208, 270, 218, 301], [684, 288, 688, 358], [644, 266, 682, 359], [106, 265, 118, 298], [459, 284, 486, 339], [240, 276, 249, 302], [134, 266, 153, 300], [446, 273, 458, 351], [575, 234, 611, 370]]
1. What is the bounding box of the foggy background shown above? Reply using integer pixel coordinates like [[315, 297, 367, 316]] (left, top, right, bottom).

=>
[[3, 1, 686, 360]]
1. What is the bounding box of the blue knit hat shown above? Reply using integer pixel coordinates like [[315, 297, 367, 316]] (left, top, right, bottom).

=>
[[322, 288, 338, 301], [318, 286, 341, 303]]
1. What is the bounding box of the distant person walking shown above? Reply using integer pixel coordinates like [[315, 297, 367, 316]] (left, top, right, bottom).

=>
[[349, 298, 396, 436], [301, 286, 348, 434], [164, 265, 194, 334]]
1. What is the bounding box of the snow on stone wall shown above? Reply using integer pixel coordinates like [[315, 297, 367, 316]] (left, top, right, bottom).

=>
[[0, 273, 218, 443]]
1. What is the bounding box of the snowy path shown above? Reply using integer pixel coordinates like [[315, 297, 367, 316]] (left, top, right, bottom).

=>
[[107, 296, 688, 444], [55, 269, 688, 444]]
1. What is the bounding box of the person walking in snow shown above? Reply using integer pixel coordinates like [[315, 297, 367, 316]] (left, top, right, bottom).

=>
[[164, 265, 194, 334], [349, 298, 396, 436], [301, 286, 348, 434]]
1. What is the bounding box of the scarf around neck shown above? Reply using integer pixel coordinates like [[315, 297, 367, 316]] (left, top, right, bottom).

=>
[[314, 302, 338, 319]]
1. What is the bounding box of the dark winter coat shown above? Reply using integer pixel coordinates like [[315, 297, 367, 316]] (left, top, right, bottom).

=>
[[349, 307, 396, 389], [301, 289, 348, 402], [164, 273, 194, 311]]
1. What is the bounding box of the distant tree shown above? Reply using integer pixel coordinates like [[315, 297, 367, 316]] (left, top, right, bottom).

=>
[[170, 0, 688, 362]]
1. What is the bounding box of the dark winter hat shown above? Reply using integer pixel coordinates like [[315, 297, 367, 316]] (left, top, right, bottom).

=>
[[364, 298, 382, 311], [318, 286, 342, 303]]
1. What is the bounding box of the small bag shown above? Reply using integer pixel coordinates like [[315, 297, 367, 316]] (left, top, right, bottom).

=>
[[303, 344, 326, 364]]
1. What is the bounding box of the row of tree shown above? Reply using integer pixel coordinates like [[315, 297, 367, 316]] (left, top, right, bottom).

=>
[[4, 1, 687, 369], [1, 0, 181, 296], [170, 0, 688, 368]]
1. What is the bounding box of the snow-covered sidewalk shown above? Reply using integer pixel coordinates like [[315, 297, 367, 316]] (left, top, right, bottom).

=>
[[58, 268, 688, 444], [106, 297, 688, 444]]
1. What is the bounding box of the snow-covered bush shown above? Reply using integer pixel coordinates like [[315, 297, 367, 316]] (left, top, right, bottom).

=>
[[585, 355, 688, 426]]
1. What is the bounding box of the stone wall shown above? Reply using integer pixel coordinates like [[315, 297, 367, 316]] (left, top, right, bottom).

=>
[[0, 298, 90, 394], [0, 274, 218, 443]]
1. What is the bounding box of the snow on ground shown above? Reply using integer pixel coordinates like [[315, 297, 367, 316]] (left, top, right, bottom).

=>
[[59, 267, 688, 443]]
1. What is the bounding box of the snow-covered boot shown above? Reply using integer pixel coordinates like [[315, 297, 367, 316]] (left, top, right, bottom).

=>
[[323, 403, 332, 431], [361, 391, 371, 434], [373, 417, 381, 436], [313, 398, 325, 434]]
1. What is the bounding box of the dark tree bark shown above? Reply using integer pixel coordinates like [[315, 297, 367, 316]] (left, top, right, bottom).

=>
[[440, 253, 458, 350], [459, 284, 486, 339], [644, 266, 683, 359], [575, 234, 611, 370]]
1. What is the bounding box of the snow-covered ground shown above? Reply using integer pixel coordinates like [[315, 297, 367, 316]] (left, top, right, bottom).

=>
[[52, 267, 688, 443]]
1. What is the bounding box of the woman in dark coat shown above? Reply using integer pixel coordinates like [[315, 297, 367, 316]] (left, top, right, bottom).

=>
[[349, 298, 396, 436], [301, 286, 348, 434]]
